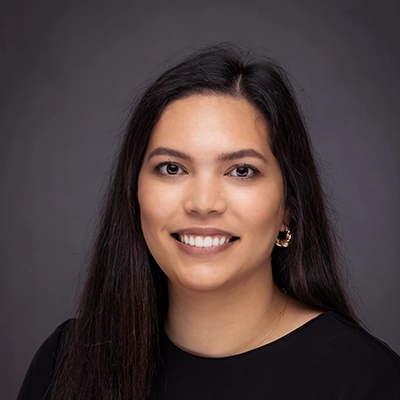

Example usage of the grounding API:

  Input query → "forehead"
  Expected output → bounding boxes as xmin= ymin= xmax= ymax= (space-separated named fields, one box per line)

xmin=147 ymin=95 xmax=271 ymax=154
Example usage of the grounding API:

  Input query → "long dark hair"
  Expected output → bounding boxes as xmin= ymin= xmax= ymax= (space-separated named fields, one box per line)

xmin=51 ymin=44 xmax=358 ymax=400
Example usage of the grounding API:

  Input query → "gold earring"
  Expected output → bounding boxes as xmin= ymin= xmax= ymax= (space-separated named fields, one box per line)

xmin=275 ymin=225 xmax=291 ymax=247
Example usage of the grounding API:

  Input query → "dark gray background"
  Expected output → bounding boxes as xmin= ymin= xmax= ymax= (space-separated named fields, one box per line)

xmin=1 ymin=0 xmax=399 ymax=398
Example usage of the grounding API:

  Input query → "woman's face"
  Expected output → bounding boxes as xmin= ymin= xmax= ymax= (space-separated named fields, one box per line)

xmin=138 ymin=95 xmax=287 ymax=293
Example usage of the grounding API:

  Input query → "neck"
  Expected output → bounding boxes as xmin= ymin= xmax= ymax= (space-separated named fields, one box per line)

xmin=164 ymin=272 xmax=287 ymax=357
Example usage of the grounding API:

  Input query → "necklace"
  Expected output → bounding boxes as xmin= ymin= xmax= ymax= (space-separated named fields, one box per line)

xmin=251 ymin=289 xmax=289 ymax=350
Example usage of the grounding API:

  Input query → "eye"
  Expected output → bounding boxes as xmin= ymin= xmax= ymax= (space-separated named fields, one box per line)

xmin=156 ymin=162 xmax=187 ymax=176
xmin=226 ymin=164 xmax=259 ymax=179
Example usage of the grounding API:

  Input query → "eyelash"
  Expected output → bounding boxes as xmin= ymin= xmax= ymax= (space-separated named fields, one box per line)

xmin=225 ymin=163 xmax=260 ymax=179
xmin=154 ymin=161 xmax=260 ymax=179
xmin=154 ymin=161 xmax=188 ymax=176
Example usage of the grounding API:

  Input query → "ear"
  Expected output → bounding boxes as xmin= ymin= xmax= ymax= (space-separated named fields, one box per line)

xmin=280 ymin=208 xmax=291 ymax=231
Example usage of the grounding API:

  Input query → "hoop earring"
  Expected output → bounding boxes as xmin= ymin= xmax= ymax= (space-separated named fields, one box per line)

xmin=275 ymin=225 xmax=291 ymax=248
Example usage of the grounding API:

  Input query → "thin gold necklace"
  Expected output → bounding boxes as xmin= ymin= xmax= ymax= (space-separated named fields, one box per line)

xmin=251 ymin=289 xmax=289 ymax=350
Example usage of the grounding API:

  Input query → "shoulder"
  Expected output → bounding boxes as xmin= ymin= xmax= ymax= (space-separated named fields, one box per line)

xmin=295 ymin=311 xmax=400 ymax=398
xmin=311 ymin=312 xmax=400 ymax=368
xmin=17 ymin=320 xmax=72 ymax=400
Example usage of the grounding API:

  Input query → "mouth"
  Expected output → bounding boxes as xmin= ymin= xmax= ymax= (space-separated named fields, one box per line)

xmin=171 ymin=233 xmax=240 ymax=248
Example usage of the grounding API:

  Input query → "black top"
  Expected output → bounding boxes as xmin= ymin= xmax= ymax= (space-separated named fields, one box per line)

xmin=18 ymin=312 xmax=400 ymax=400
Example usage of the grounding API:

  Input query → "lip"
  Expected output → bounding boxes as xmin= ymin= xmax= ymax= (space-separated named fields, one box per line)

xmin=170 ymin=227 xmax=240 ymax=256
xmin=173 ymin=237 xmax=238 ymax=256
xmin=172 ymin=227 xmax=238 ymax=237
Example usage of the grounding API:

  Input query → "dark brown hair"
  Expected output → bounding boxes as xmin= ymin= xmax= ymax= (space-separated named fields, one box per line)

xmin=51 ymin=44 xmax=358 ymax=400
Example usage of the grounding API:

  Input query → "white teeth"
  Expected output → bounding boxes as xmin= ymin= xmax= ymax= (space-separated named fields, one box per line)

xmin=204 ymin=237 xmax=212 ymax=247
xmin=177 ymin=234 xmax=234 ymax=248
xmin=195 ymin=236 xmax=203 ymax=247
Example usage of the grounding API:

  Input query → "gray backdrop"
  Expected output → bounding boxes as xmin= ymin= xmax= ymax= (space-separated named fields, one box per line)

xmin=1 ymin=0 xmax=399 ymax=398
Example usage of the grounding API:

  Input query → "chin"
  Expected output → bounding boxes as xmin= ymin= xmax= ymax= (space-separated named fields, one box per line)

xmin=167 ymin=266 xmax=233 ymax=294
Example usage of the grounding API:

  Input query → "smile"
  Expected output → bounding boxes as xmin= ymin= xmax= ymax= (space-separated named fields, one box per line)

xmin=172 ymin=233 xmax=239 ymax=248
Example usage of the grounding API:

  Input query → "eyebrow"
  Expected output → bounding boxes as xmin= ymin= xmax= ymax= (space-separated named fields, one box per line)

xmin=146 ymin=147 xmax=267 ymax=163
xmin=147 ymin=147 xmax=193 ymax=161
xmin=217 ymin=149 xmax=267 ymax=163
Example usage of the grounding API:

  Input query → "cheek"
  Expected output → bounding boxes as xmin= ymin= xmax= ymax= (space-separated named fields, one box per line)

xmin=137 ymin=180 xmax=179 ymax=236
xmin=138 ymin=185 xmax=160 ymax=235
xmin=228 ymin=184 xmax=285 ymax=228
xmin=137 ymin=181 xmax=180 ymax=277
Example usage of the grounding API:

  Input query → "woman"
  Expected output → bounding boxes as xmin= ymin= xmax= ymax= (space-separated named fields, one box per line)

xmin=18 ymin=45 xmax=400 ymax=400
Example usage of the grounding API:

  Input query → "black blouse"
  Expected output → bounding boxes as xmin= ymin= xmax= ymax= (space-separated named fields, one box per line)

xmin=18 ymin=312 xmax=400 ymax=399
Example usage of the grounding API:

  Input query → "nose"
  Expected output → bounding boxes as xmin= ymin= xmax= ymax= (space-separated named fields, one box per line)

xmin=183 ymin=176 xmax=227 ymax=216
